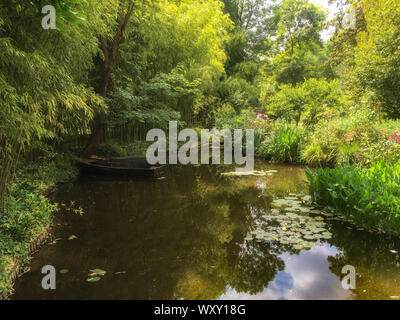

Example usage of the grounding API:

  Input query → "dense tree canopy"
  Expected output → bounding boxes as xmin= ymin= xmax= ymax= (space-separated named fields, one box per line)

xmin=1 ymin=0 xmax=400 ymax=210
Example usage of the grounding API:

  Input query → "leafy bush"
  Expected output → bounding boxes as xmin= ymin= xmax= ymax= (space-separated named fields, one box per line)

xmin=306 ymin=161 xmax=400 ymax=235
xmin=19 ymin=157 xmax=79 ymax=193
xmin=0 ymin=156 xmax=78 ymax=295
xmin=258 ymin=123 xmax=306 ymax=162
xmin=95 ymin=140 xmax=128 ymax=158
xmin=263 ymin=78 xmax=345 ymax=125
xmin=215 ymin=106 xmax=274 ymax=151
xmin=302 ymin=117 xmax=400 ymax=166
xmin=0 ymin=179 xmax=57 ymax=295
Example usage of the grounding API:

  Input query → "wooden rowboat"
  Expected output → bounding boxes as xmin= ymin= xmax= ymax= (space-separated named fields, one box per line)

xmin=77 ymin=157 xmax=165 ymax=177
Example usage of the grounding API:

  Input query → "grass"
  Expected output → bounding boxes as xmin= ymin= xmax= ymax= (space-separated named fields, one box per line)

xmin=306 ymin=161 xmax=400 ymax=235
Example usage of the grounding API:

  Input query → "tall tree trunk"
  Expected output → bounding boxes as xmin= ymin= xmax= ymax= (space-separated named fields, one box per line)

xmin=83 ymin=2 xmax=134 ymax=157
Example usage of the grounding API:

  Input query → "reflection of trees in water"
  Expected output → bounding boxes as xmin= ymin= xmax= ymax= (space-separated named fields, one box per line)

xmin=48 ymin=164 xmax=304 ymax=299
xmin=326 ymin=222 xmax=400 ymax=299
xmin=171 ymin=165 xmax=288 ymax=299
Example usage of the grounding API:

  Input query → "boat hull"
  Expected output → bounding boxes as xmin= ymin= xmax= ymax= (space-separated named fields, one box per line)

xmin=77 ymin=158 xmax=165 ymax=177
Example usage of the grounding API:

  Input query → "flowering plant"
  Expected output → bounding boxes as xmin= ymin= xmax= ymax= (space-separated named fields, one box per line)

xmin=257 ymin=113 xmax=268 ymax=120
xmin=391 ymin=133 xmax=400 ymax=144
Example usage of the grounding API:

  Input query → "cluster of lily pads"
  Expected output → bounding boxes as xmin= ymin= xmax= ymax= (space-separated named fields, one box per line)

xmin=245 ymin=194 xmax=334 ymax=251
xmin=221 ymin=170 xmax=278 ymax=177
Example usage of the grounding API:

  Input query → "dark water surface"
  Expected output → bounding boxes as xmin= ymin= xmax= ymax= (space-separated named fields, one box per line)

xmin=12 ymin=162 xmax=400 ymax=300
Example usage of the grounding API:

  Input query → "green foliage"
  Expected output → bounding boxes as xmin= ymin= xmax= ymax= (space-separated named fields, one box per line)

xmin=132 ymin=0 xmax=232 ymax=78
xmin=260 ymin=0 xmax=331 ymax=93
xmin=95 ymin=140 xmax=128 ymax=158
xmin=346 ymin=0 xmax=400 ymax=119
xmin=19 ymin=157 xmax=79 ymax=193
xmin=301 ymin=117 xmax=400 ymax=166
xmin=107 ymin=68 xmax=197 ymax=130
xmin=0 ymin=256 xmax=13 ymax=295
xmin=0 ymin=0 xmax=107 ymax=212
xmin=265 ymin=47 xmax=333 ymax=86
xmin=258 ymin=123 xmax=306 ymax=163
xmin=218 ymin=76 xmax=260 ymax=112
xmin=306 ymin=161 xmax=400 ymax=235
xmin=273 ymin=0 xmax=326 ymax=54
xmin=0 ymin=182 xmax=56 ymax=294
xmin=263 ymin=78 xmax=344 ymax=124
xmin=0 ymin=156 xmax=79 ymax=295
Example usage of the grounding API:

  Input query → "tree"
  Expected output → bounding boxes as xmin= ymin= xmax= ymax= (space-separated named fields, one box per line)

xmin=346 ymin=0 xmax=400 ymax=118
xmin=0 ymin=0 xmax=107 ymax=212
xmin=266 ymin=0 xmax=326 ymax=56
xmin=84 ymin=0 xmax=145 ymax=156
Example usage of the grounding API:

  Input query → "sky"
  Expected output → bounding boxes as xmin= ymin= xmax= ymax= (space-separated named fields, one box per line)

xmin=309 ymin=0 xmax=339 ymax=40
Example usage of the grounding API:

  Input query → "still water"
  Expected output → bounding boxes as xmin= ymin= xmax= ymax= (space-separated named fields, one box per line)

xmin=12 ymin=161 xmax=400 ymax=300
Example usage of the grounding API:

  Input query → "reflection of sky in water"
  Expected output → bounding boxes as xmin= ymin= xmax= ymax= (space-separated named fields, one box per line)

xmin=219 ymin=244 xmax=353 ymax=300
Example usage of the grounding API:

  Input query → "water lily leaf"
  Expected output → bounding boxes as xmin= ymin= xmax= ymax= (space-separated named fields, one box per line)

xmin=86 ymin=276 xmax=101 ymax=282
xmin=303 ymin=241 xmax=316 ymax=248
xmin=285 ymin=197 xmax=298 ymax=200
xmin=320 ymin=232 xmax=332 ymax=239
xmin=304 ymin=234 xmax=317 ymax=240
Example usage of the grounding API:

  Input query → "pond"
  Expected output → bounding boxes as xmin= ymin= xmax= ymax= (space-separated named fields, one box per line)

xmin=12 ymin=161 xmax=400 ymax=300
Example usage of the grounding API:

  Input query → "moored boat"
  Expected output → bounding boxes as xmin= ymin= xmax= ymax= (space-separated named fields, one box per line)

xmin=77 ymin=157 xmax=165 ymax=177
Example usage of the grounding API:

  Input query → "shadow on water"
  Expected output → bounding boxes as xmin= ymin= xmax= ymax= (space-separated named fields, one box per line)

xmin=11 ymin=161 xmax=400 ymax=300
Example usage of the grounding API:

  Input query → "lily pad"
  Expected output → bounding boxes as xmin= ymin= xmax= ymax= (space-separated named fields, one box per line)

xmin=86 ymin=276 xmax=101 ymax=283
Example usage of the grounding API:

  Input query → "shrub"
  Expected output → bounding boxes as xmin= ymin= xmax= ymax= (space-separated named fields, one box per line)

xmin=95 ymin=140 xmax=128 ymax=158
xmin=258 ymin=123 xmax=306 ymax=163
xmin=306 ymin=161 xmax=400 ymax=235
xmin=300 ymin=117 xmax=387 ymax=166
xmin=301 ymin=117 xmax=400 ymax=166
xmin=215 ymin=107 xmax=274 ymax=152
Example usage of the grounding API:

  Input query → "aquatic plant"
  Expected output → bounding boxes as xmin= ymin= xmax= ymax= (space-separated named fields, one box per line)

xmin=306 ymin=161 xmax=400 ymax=235
xmin=245 ymin=194 xmax=333 ymax=251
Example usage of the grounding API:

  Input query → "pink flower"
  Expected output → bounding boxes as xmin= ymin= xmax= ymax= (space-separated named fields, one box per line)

xmin=390 ymin=133 xmax=400 ymax=144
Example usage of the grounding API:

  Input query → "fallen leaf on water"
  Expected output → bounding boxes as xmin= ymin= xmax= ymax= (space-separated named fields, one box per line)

xmin=89 ymin=268 xmax=107 ymax=276
xmin=114 ymin=271 xmax=126 ymax=275
xmin=68 ymin=235 xmax=78 ymax=240
xmin=59 ymin=269 xmax=69 ymax=274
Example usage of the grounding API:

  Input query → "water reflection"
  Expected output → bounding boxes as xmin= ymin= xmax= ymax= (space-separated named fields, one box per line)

xmin=220 ymin=245 xmax=352 ymax=300
xmin=11 ymin=162 xmax=400 ymax=300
